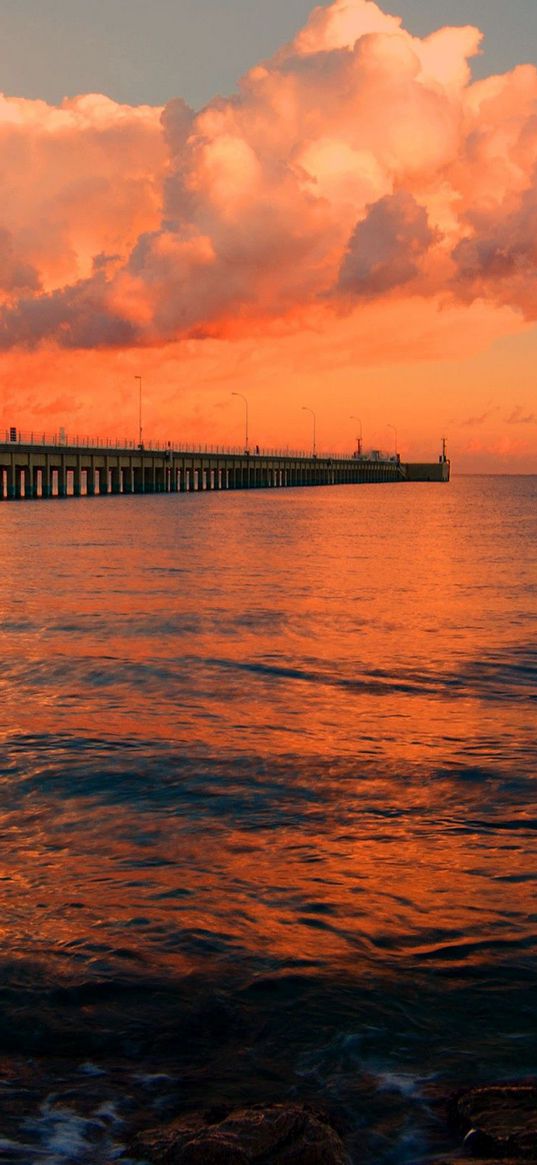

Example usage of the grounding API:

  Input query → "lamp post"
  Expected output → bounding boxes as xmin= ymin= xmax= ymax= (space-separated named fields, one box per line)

xmin=135 ymin=376 xmax=143 ymax=448
xmin=302 ymin=406 xmax=317 ymax=457
xmin=231 ymin=392 xmax=249 ymax=452
xmin=387 ymin=423 xmax=397 ymax=458
xmin=350 ymin=415 xmax=362 ymax=456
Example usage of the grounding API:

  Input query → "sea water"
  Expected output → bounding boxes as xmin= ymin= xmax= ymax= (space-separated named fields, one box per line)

xmin=0 ymin=475 xmax=535 ymax=1162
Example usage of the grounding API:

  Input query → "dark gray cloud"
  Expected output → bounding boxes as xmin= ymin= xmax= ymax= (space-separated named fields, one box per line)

xmin=0 ymin=276 xmax=136 ymax=350
xmin=452 ymin=169 xmax=537 ymax=315
xmin=506 ymin=405 xmax=537 ymax=425
xmin=338 ymin=191 xmax=437 ymax=297
xmin=460 ymin=407 xmax=499 ymax=427
xmin=0 ymin=229 xmax=40 ymax=294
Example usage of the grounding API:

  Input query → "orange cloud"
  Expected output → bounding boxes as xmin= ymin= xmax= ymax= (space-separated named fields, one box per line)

xmin=0 ymin=0 xmax=537 ymax=469
xmin=1 ymin=0 xmax=537 ymax=353
xmin=0 ymin=91 xmax=165 ymax=298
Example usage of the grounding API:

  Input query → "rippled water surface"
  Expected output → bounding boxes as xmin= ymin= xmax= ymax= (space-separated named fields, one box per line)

xmin=0 ymin=476 xmax=535 ymax=1162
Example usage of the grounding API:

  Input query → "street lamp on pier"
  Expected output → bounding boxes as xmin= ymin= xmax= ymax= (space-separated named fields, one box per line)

xmin=302 ymin=406 xmax=317 ymax=457
xmin=350 ymin=415 xmax=362 ymax=456
xmin=387 ymin=423 xmax=398 ymax=459
xmin=135 ymin=376 xmax=143 ymax=448
xmin=231 ymin=392 xmax=249 ymax=453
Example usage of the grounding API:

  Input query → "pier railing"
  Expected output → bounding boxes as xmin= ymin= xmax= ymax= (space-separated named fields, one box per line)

xmin=1 ymin=428 xmax=389 ymax=462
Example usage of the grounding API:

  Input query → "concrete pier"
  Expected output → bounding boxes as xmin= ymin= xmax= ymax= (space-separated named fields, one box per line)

xmin=0 ymin=434 xmax=449 ymax=500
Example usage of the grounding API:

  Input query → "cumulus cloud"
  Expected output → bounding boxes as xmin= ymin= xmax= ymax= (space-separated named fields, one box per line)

xmin=338 ymin=191 xmax=437 ymax=295
xmin=1 ymin=0 xmax=537 ymax=351
xmin=0 ymin=90 xmax=165 ymax=297
xmin=0 ymin=274 xmax=137 ymax=349
xmin=453 ymin=165 xmax=537 ymax=316
xmin=0 ymin=228 xmax=40 ymax=293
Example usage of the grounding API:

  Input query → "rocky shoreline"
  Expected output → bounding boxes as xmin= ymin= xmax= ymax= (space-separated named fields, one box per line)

xmin=130 ymin=1083 xmax=537 ymax=1164
xmin=442 ymin=1083 xmax=537 ymax=1163
xmin=134 ymin=1101 xmax=350 ymax=1163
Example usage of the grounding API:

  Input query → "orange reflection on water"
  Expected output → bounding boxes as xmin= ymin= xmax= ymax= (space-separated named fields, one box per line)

xmin=0 ymin=477 xmax=534 ymax=983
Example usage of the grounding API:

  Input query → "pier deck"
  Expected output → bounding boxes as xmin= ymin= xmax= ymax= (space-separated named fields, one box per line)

xmin=0 ymin=433 xmax=448 ymax=499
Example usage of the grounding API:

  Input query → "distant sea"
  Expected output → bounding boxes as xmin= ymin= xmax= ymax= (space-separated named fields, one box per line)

xmin=0 ymin=475 xmax=535 ymax=1163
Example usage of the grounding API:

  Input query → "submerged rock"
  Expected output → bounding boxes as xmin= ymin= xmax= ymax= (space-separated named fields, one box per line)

xmin=135 ymin=1101 xmax=350 ymax=1164
xmin=451 ymin=1083 xmax=537 ymax=1159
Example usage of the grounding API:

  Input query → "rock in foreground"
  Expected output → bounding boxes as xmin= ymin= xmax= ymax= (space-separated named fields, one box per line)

xmin=452 ymin=1084 xmax=537 ymax=1159
xmin=135 ymin=1101 xmax=350 ymax=1164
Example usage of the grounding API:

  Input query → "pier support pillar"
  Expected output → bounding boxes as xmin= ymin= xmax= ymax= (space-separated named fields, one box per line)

xmin=7 ymin=463 xmax=16 ymax=499
xmin=25 ymin=465 xmax=34 ymax=499
xmin=85 ymin=467 xmax=95 ymax=496
xmin=41 ymin=466 xmax=51 ymax=499
xmin=98 ymin=467 xmax=109 ymax=495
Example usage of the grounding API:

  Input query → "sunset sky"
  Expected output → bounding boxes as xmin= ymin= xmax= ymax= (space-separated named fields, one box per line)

xmin=1 ymin=0 xmax=537 ymax=471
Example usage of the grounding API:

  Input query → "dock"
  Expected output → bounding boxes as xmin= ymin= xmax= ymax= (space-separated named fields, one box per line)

xmin=0 ymin=431 xmax=449 ymax=500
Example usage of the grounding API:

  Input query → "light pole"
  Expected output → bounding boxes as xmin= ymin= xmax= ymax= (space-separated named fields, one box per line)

xmin=387 ymin=423 xmax=398 ymax=458
xmin=302 ymin=406 xmax=316 ymax=457
xmin=350 ymin=415 xmax=362 ymax=456
xmin=135 ymin=376 xmax=143 ymax=448
xmin=231 ymin=392 xmax=249 ymax=452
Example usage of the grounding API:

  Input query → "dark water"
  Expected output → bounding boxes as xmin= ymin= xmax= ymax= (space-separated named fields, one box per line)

xmin=0 ymin=476 xmax=535 ymax=1163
